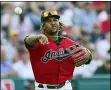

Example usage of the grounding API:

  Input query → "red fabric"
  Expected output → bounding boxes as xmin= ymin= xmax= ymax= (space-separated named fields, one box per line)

xmin=25 ymin=37 xmax=77 ymax=84
xmin=101 ymin=19 xmax=110 ymax=33
xmin=92 ymin=1 xmax=105 ymax=7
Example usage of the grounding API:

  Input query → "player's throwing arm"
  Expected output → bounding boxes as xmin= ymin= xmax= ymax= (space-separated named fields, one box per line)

xmin=25 ymin=34 xmax=49 ymax=46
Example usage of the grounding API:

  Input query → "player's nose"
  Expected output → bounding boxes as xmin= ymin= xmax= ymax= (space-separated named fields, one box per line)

xmin=51 ymin=21 xmax=55 ymax=25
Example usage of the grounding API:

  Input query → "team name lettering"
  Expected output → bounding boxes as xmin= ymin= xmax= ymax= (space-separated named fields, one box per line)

xmin=41 ymin=48 xmax=70 ymax=63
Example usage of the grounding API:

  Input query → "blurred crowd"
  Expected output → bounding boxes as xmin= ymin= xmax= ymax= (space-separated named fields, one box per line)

xmin=1 ymin=1 xmax=110 ymax=89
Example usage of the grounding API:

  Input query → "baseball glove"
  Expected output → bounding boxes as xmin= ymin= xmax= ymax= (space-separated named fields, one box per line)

xmin=66 ymin=44 xmax=91 ymax=67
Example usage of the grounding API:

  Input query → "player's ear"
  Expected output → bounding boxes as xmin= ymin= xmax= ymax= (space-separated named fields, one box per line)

xmin=59 ymin=22 xmax=67 ymax=30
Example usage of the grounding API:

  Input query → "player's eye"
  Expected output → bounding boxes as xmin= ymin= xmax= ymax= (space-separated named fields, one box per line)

xmin=47 ymin=20 xmax=51 ymax=22
xmin=44 ymin=19 xmax=51 ymax=22
xmin=54 ymin=19 xmax=58 ymax=21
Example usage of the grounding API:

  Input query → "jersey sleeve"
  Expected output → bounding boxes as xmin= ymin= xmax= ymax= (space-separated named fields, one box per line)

xmin=24 ymin=36 xmax=42 ymax=51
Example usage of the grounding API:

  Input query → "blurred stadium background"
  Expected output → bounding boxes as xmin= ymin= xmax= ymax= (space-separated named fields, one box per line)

xmin=1 ymin=1 xmax=110 ymax=90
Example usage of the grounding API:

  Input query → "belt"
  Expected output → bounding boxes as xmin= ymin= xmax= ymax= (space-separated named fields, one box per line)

xmin=38 ymin=82 xmax=65 ymax=89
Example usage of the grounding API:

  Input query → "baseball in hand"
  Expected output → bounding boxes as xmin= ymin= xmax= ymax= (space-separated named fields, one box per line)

xmin=14 ymin=7 xmax=22 ymax=15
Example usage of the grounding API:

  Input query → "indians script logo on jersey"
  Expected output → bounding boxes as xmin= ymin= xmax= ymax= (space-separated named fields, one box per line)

xmin=41 ymin=48 xmax=70 ymax=63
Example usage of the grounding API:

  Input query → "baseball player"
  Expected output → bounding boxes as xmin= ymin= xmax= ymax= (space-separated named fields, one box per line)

xmin=24 ymin=9 xmax=92 ymax=90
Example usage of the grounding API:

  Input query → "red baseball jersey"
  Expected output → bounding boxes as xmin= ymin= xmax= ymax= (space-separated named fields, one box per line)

xmin=25 ymin=36 xmax=78 ymax=85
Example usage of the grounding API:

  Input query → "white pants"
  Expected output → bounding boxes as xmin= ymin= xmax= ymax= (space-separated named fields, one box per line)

xmin=35 ymin=80 xmax=72 ymax=90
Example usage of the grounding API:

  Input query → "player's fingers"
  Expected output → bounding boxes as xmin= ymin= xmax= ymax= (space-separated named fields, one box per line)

xmin=42 ymin=37 xmax=49 ymax=43
xmin=37 ymin=34 xmax=49 ymax=44
xmin=42 ymin=39 xmax=48 ymax=44
xmin=39 ymin=39 xmax=45 ymax=44
xmin=39 ymin=38 xmax=49 ymax=45
xmin=41 ymin=36 xmax=48 ymax=42
xmin=39 ymin=35 xmax=45 ymax=40
xmin=38 ymin=34 xmax=47 ymax=39
xmin=39 ymin=39 xmax=43 ymax=44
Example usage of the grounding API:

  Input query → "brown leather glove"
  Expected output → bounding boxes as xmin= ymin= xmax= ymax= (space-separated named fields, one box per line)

xmin=68 ymin=45 xmax=91 ymax=67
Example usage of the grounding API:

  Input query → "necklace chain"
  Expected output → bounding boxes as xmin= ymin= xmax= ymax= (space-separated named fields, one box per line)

xmin=47 ymin=36 xmax=59 ymax=37
xmin=47 ymin=36 xmax=59 ymax=41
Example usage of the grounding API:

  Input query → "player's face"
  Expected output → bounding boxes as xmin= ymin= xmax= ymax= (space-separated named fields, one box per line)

xmin=43 ymin=17 xmax=60 ymax=35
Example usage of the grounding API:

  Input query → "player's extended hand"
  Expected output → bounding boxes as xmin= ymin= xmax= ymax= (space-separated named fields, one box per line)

xmin=37 ymin=34 xmax=49 ymax=45
xmin=69 ymin=45 xmax=91 ymax=67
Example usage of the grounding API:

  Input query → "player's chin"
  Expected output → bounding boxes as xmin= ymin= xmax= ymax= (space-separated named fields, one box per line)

xmin=53 ymin=29 xmax=58 ymax=32
xmin=51 ymin=28 xmax=58 ymax=32
xmin=51 ymin=30 xmax=58 ymax=35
